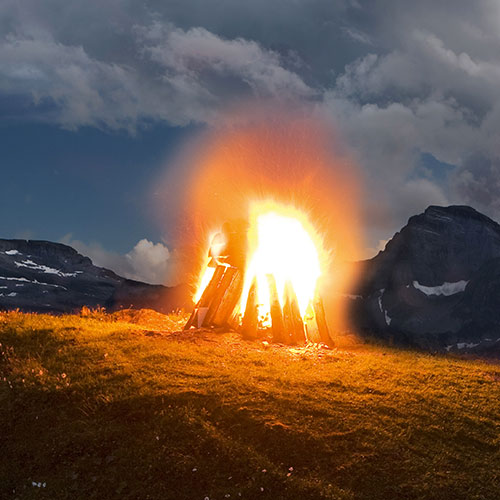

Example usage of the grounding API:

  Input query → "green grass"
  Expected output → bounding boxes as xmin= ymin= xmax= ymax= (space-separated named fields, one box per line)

xmin=1 ymin=310 xmax=500 ymax=500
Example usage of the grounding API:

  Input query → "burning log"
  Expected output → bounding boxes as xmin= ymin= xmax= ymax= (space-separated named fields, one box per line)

xmin=241 ymin=277 xmax=259 ymax=340
xmin=313 ymin=293 xmax=333 ymax=346
xmin=184 ymin=265 xmax=225 ymax=329
xmin=282 ymin=280 xmax=306 ymax=344
xmin=202 ymin=266 xmax=238 ymax=327
xmin=304 ymin=301 xmax=322 ymax=344
xmin=185 ymin=207 xmax=333 ymax=346
xmin=266 ymin=274 xmax=286 ymax=343
xmin=212 ymin=269 xmax=244 ymax=327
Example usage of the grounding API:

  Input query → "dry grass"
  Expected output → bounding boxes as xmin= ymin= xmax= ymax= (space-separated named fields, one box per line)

xmin=1 ymin=310 xmax=500 ymax=500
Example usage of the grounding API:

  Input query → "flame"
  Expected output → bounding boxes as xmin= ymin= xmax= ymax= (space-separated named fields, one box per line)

xmin=193 ymin=263 xmax=215 ymax=304
xmin=242 ymin=201 xmax=325 ymax=321
xmin=157 ymin=103 xmax=365 ymax=331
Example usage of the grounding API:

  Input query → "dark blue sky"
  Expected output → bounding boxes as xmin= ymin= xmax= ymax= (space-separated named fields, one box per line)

xmin=1 ymin=122 xmax=192 ymax=252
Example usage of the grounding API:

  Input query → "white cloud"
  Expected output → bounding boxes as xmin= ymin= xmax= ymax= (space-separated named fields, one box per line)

xmin=59 ymin=236 xmax=173 ymax=285
xmin=0 ymin=16 xmax=311 ymax=129
xmin=138 ymin=24 xmax=312 ymax=99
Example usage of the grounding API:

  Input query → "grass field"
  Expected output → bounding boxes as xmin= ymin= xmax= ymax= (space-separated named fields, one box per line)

xmin=1 ymin=310 xmax=500 ymax=500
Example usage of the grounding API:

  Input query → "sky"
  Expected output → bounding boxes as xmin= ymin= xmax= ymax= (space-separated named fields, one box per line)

xmin=2 ymin=0 xmax=500 ymax=284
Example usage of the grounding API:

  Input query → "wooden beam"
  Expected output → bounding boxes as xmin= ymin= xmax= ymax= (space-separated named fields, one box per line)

xmin=313 ymin=293 xmax=333 ymax=346
xmin=304 ymin=301 xmax=322 ymax=343
xmin=282 ymin=280 xmax=306 ymax=344
xmin=266 ymin=274 xmax=286 ymax=343
xmin=184 ymin=265 xmax=226 ymax=330
xmin=213 ymin=269 xmax=244 ymax=327
xmin=202 ymin=266 xmax=237 ymax=327
xmin=241 ymin=277 xmax=259 ymax=340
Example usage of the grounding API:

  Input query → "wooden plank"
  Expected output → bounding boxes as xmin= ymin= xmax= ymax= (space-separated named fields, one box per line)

xmin=282 ymin=281 xmax=305 ymax=344
xmin=202 ymin=266 xmax=237 ymax=327
xmin=213 ymin=269 xmax=244 ymax=327
xmin=313 ymin=293 xmax=333 ymax=346
xmin=288 ymin=281 xmax=306 ymax=344
xmin=266 ymin=274 xmax=286 ymax=343
xmin=227 ymin=303 xmax=242 ymax=331
xmin=184 ymin=265 xmax=226 ymax=330
xmin=304 ymin=301 xmax=322 ymax=343
xmin=241 ymin=277 xmax=259 ymax=340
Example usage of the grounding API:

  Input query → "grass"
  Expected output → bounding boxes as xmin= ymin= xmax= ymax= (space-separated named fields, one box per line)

xmin=1 ymin=310 xmax=500 ymax=500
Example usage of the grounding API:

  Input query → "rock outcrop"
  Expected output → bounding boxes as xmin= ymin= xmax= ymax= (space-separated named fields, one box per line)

xmin=349 ymin=206 xmax=500 ymax=353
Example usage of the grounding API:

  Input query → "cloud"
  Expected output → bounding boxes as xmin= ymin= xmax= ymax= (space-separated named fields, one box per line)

xmin=451 ymin=153 xmax=500 ymax=218
xmin=319 ymin=4 xmax=500 ymax=235
xmin=0 ymin=35 xmax=147 ymax=130
xmin=0 ymin=11 xmax=311 ymax=129
xmin=59 ymin=236 xmax=173 ymax=285
xmin=4 ymin=0 xmax=500 ymax=249
xmin=138 ymin=23 xmax=312 ymax=98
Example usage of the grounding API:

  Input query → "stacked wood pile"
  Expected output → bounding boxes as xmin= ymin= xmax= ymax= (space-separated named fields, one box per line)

xmin=184 ymin=264 xmax=333 ymax=346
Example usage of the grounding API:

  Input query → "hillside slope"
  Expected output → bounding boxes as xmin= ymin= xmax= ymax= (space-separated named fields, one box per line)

xmin=0 ymin=239 xmax=189 ymax=313
xmin=1 ymin=311 xmax=500 ymax=500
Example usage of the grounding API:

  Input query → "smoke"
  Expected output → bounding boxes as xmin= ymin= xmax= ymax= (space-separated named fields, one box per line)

xmin=59 ymin=235 xmax=174 ymax=285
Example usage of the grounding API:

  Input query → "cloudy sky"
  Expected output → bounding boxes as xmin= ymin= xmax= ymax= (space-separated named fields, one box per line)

xmin=2 ymin=0 xmax=500 ymax=283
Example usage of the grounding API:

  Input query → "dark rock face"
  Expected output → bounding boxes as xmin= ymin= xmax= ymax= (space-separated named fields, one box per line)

xmin=0 ymin=239 xmax=190 ymax=314
xmin=349 ymin=206 xmax=500 ymax=353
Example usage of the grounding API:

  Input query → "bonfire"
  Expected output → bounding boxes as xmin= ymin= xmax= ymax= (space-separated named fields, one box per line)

xmin=184 ymin=200 xmax=332 ymax=346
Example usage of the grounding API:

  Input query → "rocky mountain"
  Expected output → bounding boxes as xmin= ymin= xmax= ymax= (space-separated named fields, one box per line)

xmin=0 ymin=239 xmax=189 ymax=314
xmin=349 ymin=205 xmax=500 ymax=353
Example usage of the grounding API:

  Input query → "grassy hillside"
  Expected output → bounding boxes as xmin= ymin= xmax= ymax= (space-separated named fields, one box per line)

xmin=1 ymin=310 xmax=499 ymax=500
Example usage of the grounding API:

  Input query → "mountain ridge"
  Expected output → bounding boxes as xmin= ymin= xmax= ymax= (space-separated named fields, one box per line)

xmin=0 ymin=238 xmax=189 ymax=314
xmin=349 ymin=204 xmax=500 ymax=353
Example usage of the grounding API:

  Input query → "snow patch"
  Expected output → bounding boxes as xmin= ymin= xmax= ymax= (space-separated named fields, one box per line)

xmin=342 ymin=294 xmax=362 ymax=300
xmin=384 ymin=309 xmax=392 ymax=326
xmin=377 ymin=289 xmax=392 ymax=326
xmin=413 ymin=280 xmax=468 ymax=296
xmin=14 ymin=259 xmax=78 ymax=277
xmin=446 ymin=341 xmax=481 ymax=351
xmin=457 ymin=342 xmax=480 ymax=350
xmin=4 ymin=249 xmax=20 ymax=255
xmin=0 ymin=292 xmax=17 ymax=297
xmin=0 ymin=276 xmax=66 ymax=289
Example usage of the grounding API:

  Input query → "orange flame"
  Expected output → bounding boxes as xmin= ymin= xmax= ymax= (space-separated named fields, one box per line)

xmin=158 ymin=103 xmax=364 ymax=331
xmin=242 ymin=200 xmax=326 ymax=320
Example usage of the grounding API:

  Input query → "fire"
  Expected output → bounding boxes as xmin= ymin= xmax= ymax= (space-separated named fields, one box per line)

xmin=193 ymin=264 xmax=215 ymax=304
xmin=158 ymin=103 xmax=365 ymax=334
xmin=242 ymin=201 xmax=325 ymax=321
xmin=190 ymin=200 xmax=328 ymax=337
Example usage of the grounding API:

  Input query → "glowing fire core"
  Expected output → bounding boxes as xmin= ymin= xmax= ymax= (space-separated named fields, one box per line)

xmin=194 ymin=201 xmax=326 ymax=332
xmin=243 ymin=204 xmax=323 ymax=323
